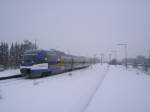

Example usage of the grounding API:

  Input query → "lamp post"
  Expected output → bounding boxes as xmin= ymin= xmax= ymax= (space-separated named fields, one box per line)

xmin=34 ymin=39 xmax=37 ymax=49
xmin=117 ymin=43 xmax=128 ymax=69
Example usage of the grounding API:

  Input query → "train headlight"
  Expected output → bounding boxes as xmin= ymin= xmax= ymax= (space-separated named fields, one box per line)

xmin=57 ymin=58 xmax=61 ymax=63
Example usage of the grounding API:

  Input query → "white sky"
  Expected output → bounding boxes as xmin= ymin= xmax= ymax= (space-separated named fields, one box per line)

xmin=0 ymin=0 xmax=150 ymax=59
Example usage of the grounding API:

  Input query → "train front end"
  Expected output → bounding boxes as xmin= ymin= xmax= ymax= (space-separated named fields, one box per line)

xmin=20 ymin=50 xmax=50 ymax=78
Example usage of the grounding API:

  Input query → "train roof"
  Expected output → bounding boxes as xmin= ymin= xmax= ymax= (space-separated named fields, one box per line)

xmin=24 ymin=49 xmax=66 ymax=55
xmin=24 ymin=49 xmax=90 ymax=59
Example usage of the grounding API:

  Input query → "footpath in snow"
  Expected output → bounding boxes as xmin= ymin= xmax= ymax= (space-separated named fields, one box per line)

xmin=0 ymin=64 xmax=108 ymax=112
xmin=86 ymin=65 xmax=150 ymax=112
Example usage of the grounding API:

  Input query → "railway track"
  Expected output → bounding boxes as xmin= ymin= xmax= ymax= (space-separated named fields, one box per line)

xmin=0 ymin=74 xmax=22 ymax=80
xmin=82 ymin=64 xmax=110 ymax=112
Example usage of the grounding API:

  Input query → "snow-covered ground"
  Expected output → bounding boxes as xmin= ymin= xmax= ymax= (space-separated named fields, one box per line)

xmin=0 ymin=64 xmax=108 ymax=112
xmin=0 ymin=64 xmax=150 ymax=112
xmin=0 ymin=69 xmax=20 ymax=77
xmin=86 ymin=65 xmax=150 ymax=112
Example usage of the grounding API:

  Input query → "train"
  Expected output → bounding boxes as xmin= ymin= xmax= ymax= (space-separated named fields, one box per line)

xmin=20 ymin=49 xmax=93 ymax=78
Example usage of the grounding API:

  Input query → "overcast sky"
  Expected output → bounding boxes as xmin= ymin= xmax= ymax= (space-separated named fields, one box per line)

xmin=0 ymin=0 xmax=150 ymax=59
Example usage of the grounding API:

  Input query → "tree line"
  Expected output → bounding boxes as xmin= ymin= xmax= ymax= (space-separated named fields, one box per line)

xmin=0 ymin=40 xmax=37 ymax=68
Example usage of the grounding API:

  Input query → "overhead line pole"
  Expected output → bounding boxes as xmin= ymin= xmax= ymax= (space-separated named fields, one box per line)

xmin=117 ymin=43 xmax=128 ymax=69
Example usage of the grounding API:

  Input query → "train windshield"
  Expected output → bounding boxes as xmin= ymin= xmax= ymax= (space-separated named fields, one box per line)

xmin=23 ymin=53 xmax=37 ymax=61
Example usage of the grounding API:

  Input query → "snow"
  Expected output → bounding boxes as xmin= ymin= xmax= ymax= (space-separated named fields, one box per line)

xmin=86 ymin=65 xmax=150 ymax=112
xmin=0 ymin=64 xmax=150 ymax=112
xmin=0 ymin=69 xmax=20 ymax=77
xmin=0 ymin=64 xmax=108 ymax=112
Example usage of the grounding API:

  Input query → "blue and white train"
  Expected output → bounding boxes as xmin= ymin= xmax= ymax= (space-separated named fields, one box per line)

xmin=20 ymin=49 xmax=92 ymax=78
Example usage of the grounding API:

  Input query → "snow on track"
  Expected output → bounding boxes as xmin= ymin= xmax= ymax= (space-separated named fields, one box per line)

xmin=0 ymin=64 xmax=108 ymax=112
